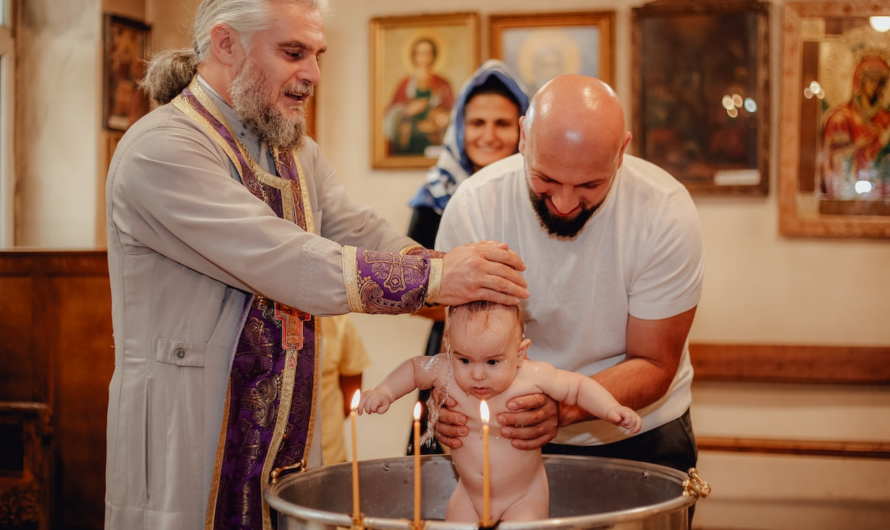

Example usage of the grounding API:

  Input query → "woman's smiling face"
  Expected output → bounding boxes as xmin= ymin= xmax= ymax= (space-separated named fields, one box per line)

xmin=463 ymin=93 xmax=520 ymax=172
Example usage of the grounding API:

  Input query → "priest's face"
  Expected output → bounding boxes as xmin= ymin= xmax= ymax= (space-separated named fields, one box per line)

xmin=230 ymin=2 xmax=325 ymax=151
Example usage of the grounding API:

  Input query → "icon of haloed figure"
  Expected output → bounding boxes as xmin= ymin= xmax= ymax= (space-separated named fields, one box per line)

xmin=110 ymin=25 xmax=146 ymax=128
xmin=384 ymin=37 xmax=455 ymax=156
xmin=821 ymin=55 xmax=890 ymax=199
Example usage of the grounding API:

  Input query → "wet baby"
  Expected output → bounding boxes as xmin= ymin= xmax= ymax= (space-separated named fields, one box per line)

xmin=359 ymin=301 xmax=642 ymax=522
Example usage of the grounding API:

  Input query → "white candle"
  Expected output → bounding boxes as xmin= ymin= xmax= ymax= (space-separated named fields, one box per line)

xmin=413 ymin=401 xmax=422 ymax=524
xmin=351 ymin=390 xmax=361 ymax=518
xmin=480 ymin=400 xmax=490 ymax=526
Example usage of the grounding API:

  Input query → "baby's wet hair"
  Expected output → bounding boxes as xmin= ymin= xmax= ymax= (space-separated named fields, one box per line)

xmin=444 ymin=301 xmax=524 ymax=340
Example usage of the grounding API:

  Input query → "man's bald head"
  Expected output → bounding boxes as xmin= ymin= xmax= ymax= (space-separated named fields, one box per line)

xmin=518 ymin=75 xmax=632 ymax=239
xmin=521 ymin=75 xmax=628 ymax=167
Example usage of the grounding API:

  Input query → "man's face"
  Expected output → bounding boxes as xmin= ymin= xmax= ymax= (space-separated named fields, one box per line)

xmin=229 ymin=2 xmax=325 ymax=151
xmin=520 ymin=122 xmax=624 ymax=239
xmin=447 ymin=309 xmax=528 ymax=401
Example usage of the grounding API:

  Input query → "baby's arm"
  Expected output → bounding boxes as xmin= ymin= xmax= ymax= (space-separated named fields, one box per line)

xmin=359 ymin=354 xmax=447 ymax=415
xmin=532 ymin=362 xmax=642 ymax=435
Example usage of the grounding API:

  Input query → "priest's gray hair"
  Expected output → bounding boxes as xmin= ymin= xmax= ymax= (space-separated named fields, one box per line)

xmin=142 ymin=0 xmax=329 ymax=105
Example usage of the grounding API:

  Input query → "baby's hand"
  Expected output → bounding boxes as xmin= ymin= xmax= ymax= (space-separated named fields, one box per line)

xmin=359 ymin=389 xmax=393 ymax=415
xmin=605 ymin=406 xmax=642 ymax=435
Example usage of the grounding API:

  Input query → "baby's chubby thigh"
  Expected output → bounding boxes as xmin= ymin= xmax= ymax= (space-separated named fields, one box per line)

xmin=498 ymin=463 xmax=549 ymax=522
xmin=445 ymin=479 xmax=480 ymax=522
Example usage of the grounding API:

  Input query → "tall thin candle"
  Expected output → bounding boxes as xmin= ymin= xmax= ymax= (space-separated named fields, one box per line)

xmin=413 ymin=401 xmax=422 ymax=524
xmin=351 ymin=390 xmax=361 ymax=518
xmin=480 ymin=400 xmax=490 ymax=526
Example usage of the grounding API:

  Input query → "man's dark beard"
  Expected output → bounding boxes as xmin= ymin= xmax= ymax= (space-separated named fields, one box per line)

xmin=528 ymin=187 xmax=597 ymax=238
xmin=229 ymin=58 xmax=310 ymax=153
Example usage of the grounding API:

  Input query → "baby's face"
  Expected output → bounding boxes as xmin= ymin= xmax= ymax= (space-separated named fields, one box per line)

xmin=447 ymin=309 xmax=527 ymax=400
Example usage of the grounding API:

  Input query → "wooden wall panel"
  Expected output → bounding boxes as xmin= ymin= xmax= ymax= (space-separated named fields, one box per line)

xmin=0 ymin=277 xmax=40 ymax=402
xmin=690 ymin=343 xmax=890 ymax=385
xmin=0 ymin=251 xmax=111 ymax=530
xmin=53 ymin=276 xmax=113 ymax=530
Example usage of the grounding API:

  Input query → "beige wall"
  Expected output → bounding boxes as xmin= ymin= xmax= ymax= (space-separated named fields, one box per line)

xmin=10 ymin=0 xmax=890 ymax=527
xmin=16 ymin=0 xmax=103 ymax=247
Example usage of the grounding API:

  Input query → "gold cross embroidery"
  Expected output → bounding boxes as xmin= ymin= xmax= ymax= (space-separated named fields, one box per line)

xmin=364 ymin=252 xmax=426 ymax=294
xmin=274 ymin=303 xmax=311 ymax=354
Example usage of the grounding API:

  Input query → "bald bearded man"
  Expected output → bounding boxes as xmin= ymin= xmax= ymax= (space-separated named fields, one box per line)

xmin=434 ymin=75 xmax=704 ymax=491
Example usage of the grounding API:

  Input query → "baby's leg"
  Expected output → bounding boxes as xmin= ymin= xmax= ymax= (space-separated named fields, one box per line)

xmin=499 ymin=465 xmax=549 ymax=522
xmin=445 ymin=479 xmax=481 ymax=522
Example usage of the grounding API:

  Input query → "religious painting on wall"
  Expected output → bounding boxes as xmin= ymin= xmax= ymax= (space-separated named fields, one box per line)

xmin=489 ymin=12 xmax=613 ymax=97
xmin=632 ymin=0 xmax=770 ymax=196
xmin=779 ymin=2 xmax=890 ymax=238
xmin=103 ymin=15 xmax=150 ymax=132
xmin=370 ymin=13 xmax=479 ymax=169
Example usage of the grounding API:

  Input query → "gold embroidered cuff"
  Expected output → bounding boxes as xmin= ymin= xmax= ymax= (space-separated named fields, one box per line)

xmin=425 ymin=258 xmax=443 ymax=306
xmin=342 ymin=246 xmax=364 ymax=313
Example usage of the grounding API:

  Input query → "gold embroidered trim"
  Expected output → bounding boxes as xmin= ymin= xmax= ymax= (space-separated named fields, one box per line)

xmin=302 ymin=317 xmax=321 ymax=464
xmin=275 ymin=148 xmax=316 ymax=235
xmin=295 ymin=154 xmax=315 ymax=234
xmin=185 ymin=79 xmax=299 ymax=225
xmin=342 ymin=246 xmax=363 ymax=313
xmin=204 ymin=381 xmax=233 ymax=530
xmin=173 ymin=97 xmax=247 ymax=185
xmin=426 ymin=258 xmax=443 ymax=305
xmin=260 ymin=347 xmax=300 ymax=530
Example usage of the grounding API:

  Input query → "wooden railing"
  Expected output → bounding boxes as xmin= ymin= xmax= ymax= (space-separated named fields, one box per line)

xmin=690 ymin=342 xmax=890 ymax=460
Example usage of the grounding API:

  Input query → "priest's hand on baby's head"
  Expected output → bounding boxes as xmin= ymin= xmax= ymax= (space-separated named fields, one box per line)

xmin=358 ymin=389 xmax=393 ymax=415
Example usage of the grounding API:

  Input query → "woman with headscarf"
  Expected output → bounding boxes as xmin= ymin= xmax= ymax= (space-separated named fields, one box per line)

xmin=407 ymin=59 xmax=530 ymax=454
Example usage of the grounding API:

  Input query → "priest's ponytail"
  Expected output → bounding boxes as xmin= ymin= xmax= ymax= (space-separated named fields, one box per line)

xmin=141 ymin=48 xmax=198 ymax=105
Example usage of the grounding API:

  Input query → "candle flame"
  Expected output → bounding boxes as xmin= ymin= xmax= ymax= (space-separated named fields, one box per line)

xmin=351 ymin=389 xmax=361 ymax=411
xmin=413 ymin=401 xmax=422 ymax=420
xmin=480 ymin=400 xmax=489 ymax=424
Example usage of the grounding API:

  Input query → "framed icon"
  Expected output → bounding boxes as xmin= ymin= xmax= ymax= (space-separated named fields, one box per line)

xmin=370 ymin=13 xmax=479 ymax=169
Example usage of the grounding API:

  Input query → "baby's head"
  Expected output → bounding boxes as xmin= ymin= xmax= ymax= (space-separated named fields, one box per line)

xmin=444 ymin=301 xmax=531 ymax=400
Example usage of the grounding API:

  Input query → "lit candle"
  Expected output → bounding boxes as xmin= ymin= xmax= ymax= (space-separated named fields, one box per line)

xmin=351 ymin=390 xmax=361 ymax=519
xmin=480 ymin=400 xmax=490 ymax=526
xmin=413 ymin=401 xmax=422 ymax=524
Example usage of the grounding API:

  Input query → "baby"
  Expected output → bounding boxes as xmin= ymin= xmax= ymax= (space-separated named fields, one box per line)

xmin=359 ymin=301 xmax=641 ymax=522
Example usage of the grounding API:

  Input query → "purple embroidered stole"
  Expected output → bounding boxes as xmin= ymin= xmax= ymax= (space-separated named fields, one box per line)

xmin=174 ymin=81 xmax=317 ymax=530
xmin=173 ymin=78 xmax=443 ymax=530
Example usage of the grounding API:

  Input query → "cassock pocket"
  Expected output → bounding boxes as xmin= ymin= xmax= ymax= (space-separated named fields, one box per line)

xmin=156 ymin=339 xmax=208 ymax=367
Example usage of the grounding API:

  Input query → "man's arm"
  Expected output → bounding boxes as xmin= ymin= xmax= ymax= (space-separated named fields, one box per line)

xmin=557 ymin=307 xmax=696 ymax=426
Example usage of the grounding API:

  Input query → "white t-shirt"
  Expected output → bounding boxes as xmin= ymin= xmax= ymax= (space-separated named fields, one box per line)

xmin=436 ymin=153 xmax=704 ymax=445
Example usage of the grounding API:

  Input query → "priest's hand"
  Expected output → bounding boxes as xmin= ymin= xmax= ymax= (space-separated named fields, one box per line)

xmin=497 ymin=393 xmax=559 ymax=450
xmin=436 ymin=241 xmax=529 ymax=307
xmin=432 ymin=395 xmax=469 ymax=449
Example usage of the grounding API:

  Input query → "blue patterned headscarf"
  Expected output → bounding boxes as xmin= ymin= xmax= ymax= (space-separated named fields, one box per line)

xmin=408 ymin=60 xmax=530 ymax=214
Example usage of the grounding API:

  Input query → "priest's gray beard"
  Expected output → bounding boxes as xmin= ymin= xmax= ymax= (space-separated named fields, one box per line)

xmin=229 ymin=57 xmax=312 ymax=153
